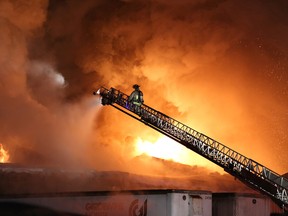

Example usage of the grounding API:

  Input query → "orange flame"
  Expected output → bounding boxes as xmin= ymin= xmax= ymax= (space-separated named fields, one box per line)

xmin=134 ymin=136 xmax=221 ymax=171
xmin=0 ymin=143 xmax=10 ymax=163
xmin=134 ymin=136 xmax=190 ymax=163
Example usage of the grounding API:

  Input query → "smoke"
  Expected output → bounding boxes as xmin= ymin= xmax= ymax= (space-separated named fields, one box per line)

xmin=1 ymin=0 xmax=288 ymax=178
xmin=73 ymin=0 xmax=287 ymax=173
xmin=0 ymin=0 xmax=101 ymax=168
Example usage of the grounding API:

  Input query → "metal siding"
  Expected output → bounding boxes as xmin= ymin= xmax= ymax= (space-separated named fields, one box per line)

xmin=190 ymin=196 xmax=203 ymax=216
xmin=169 ymin=193 xmax=189 ymax=216
xmin=0 ymin=194 xmax=167 ymax=216
xmin=213 ymin=193 xmax=271 ymax=216
xmin=194 ymin=193 xmax=212 ymax=216
xmin=0 ymin=190 xmax=213 ymax=216
xmin=169 ymin=192 xmax=212 ymax=216
xmin=236 ymin=196 xmax=270 ymax=216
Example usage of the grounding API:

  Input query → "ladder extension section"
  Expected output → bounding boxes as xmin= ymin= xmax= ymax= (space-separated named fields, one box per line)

xmin=96 ymin=86 xmax=288 ymax=210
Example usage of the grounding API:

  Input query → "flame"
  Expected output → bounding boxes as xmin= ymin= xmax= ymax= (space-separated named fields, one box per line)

xmin=134 ymin=136 xmax=190 ymax=163
xmin=0 ymin=144 xmax=10 ymax=163
xmin=134 ymin=136 xmax=223 ymax=172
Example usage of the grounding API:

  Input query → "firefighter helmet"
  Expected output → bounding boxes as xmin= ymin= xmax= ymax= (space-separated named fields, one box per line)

xmin=133 ymin=84 xmax=140 ymax=89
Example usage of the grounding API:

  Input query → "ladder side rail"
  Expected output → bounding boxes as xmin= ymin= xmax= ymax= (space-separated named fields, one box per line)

xmin=140 ymin=107 xmax=283 ymax=204
xmin=154 ymin=108 xmax=288 ymax=193
xmin=145 ymin=109 xmax=255 ymax=171
xmin=140 ymin=106 xmax=288 ymax=206
xmin=141 ymin=104 xmax=253 ymax=174
xmin=98 ymin=87 xmax=288 ymax=207
xmin=142 ymin=101 xmax=288 ymax=205
xmin=142 ymin=102 xmax=288 ymax=187
xmin=141 ymin=100 xmax=252 ymax=168
xmin=101 ymin=87 xmax=288 ymax=184
xmin=104 ymin=87 xmax=288 ymax=190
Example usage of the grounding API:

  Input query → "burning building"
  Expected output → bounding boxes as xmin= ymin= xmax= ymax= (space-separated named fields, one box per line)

xmin=0 ymin=0 xmax=288 ymax=215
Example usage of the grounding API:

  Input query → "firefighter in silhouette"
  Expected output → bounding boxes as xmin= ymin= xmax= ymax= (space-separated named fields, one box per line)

xmin=128 ymin=84 xmax=144 ymax=114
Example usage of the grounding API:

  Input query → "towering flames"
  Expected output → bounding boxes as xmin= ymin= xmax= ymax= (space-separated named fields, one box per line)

xmin=0 ymin=0 xmax=287 ymax=177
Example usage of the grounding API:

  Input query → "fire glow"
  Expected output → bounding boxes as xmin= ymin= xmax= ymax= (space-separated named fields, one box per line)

xmin=135 ymin=136 xmax=205 ymax=165
xmin=134 ymin=136 xmax=224 ymax=173
xmin=0 ymin=144 xmax=10 ymax=163
xmin=135 ymin=136 xmax=194 ymax=165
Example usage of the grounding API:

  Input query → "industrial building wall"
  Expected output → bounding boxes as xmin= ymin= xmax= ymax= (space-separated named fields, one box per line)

xmin=212 ymin=196 xmax=234 ymax=216
xmin=0 ymin=190 xmax=212 ymax=216
xmin=2 ymin=193 xmax=164 ymax=216
xmin=236 ymin=196 xmax=270 ymax=216
xmin=3 ymin=190 xmax=282 ymax=216
xmin=212 ymin=193 xmax=271 ymax=216
xmin=167 ymin=192 xmax=212 ymax=216
xmin=190 ymin=192 xmax=212 ymax=216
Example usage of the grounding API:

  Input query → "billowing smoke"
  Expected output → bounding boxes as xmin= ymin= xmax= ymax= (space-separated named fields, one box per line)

xmin=0 ymin=0 xmax=100 ymax=168
xmin=0 ymin=0 xmax=288 ymax=178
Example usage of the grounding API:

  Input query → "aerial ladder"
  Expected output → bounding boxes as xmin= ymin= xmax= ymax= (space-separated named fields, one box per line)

xmin=94 ymin=86 xmax=288 ymax=213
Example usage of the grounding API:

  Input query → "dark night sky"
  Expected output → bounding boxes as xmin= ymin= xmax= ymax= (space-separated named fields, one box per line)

xmin=0 ymin=0 xmax=287 ymax=175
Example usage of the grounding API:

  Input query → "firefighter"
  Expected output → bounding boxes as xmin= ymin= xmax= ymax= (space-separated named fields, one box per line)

xmin=128 ymin=84 xmax=144 ymax=114
xmin=128 ymin=84 xmax=144 ymax=105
